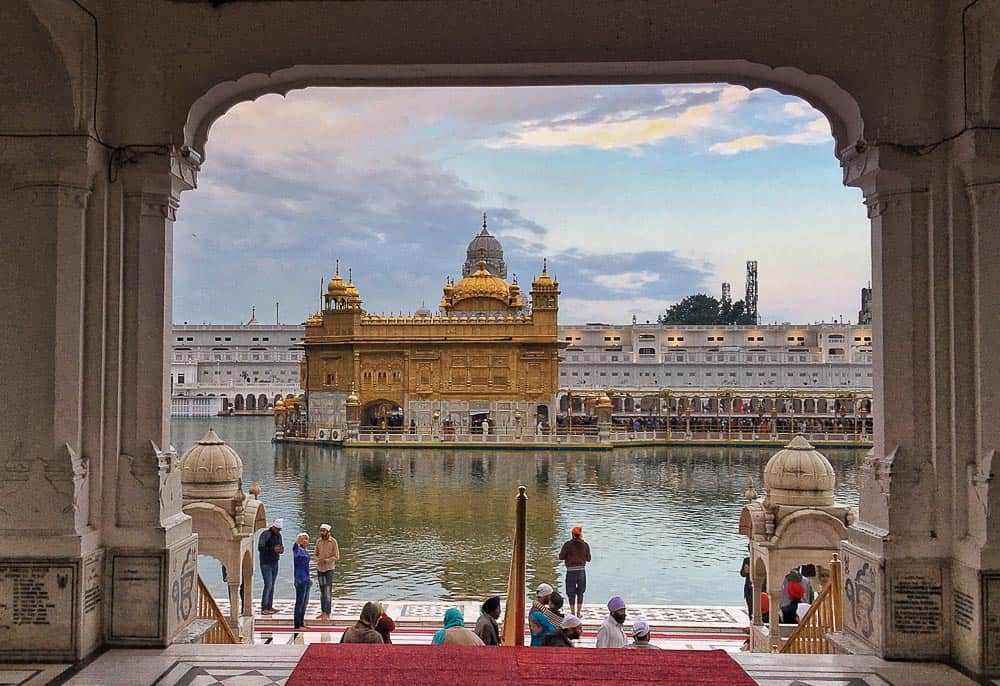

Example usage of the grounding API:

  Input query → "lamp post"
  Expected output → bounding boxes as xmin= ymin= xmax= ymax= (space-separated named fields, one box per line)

xmin=514 ymin=409 xmax=522 ymax=439
xmin=432 ymin=408 xmax=441 ymax=440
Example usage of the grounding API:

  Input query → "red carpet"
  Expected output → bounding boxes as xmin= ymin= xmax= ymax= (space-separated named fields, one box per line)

xmin=287 ymin=644 xmax=755 ymax=685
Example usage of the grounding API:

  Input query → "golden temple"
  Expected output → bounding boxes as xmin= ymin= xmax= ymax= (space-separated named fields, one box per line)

xmin=300 ymin=221 xmax=562 ymax=433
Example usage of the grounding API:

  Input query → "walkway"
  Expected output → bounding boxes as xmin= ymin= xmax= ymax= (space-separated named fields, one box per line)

xmin=7 ymin=646 xmax=977 ymax=686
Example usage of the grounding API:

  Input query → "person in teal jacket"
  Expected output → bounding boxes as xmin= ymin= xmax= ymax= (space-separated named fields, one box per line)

xmin=529 ymin=608 xmax=556 ymax=646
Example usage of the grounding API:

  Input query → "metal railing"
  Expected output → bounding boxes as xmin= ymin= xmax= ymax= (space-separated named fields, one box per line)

xmin=781 ymin=554 xmax=843 ymax=654
xmin=196 ymin=575 xmax=239 ymax=644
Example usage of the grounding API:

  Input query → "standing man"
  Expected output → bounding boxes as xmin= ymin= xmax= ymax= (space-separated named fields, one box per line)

xmin=258 ymin=518 xmax=284 ymax=616
xmin=292 ymin=532 xmax=312 ymax=631
xmin=313 ymin=523 xmax=340 ymax=621
xmin=558 ymin=526 xmax=591 ymax=615
xmin=474 ymin=596 xmax=502 ymax=646
xmin=596 ymin=596 xmax=628 ymax=648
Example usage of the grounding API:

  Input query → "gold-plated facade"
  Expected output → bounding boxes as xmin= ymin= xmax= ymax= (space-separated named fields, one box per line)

xmin=302 ymin=246 xmax=562 ymax=431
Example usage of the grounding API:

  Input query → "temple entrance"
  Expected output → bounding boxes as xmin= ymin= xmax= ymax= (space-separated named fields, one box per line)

xmin=7 ymin=1 xmax=1000 ymax=676
xmin=362 ymin=400 xmax=403 ymax=431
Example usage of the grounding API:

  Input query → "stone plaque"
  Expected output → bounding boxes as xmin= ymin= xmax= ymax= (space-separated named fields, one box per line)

xmin=0 ymin=561 xmax=76 ymax=657
xmin=83 ymin=553 xmax=102 ymax=614
xmin=891 ymin=569 xmax=942 ymax=635
xmin=842 ymin=545 xmax=880 ymax=649
xmin=985 ymin=574 xmax=1000 ymax=670
xmin=110 ymin=555 xmax=162 ymax=641
xmin=955 ymin=590 xmax=975 ymax=632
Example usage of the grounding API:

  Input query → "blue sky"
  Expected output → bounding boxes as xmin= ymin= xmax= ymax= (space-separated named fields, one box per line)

xmin=173 ymin=85 xmax=870 ymax=326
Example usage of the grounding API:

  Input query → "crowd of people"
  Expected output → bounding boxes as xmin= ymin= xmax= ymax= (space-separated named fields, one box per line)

xmin=256 ymin=520 xmax=656 ymax=647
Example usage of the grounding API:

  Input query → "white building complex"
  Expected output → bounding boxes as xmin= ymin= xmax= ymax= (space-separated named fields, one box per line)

xmin=557 ymin=322 xmax=873 ymax=392
xmin=171 ymin=319 xmax=872 ymax=418
xmin=170 ymin=320 xmax=305 ymax=416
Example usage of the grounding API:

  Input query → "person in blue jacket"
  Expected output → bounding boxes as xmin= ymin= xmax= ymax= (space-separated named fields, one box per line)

xmin=292 ymin=532 xmax=313 ymax=631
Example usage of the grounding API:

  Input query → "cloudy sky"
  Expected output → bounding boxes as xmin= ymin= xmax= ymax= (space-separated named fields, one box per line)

xmin=173 ymin=85 xmax=870 ymax=326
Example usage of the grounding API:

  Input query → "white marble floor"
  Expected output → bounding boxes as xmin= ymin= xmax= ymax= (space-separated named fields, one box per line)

xmin=6 ymin=643 xmax=983 ymax=686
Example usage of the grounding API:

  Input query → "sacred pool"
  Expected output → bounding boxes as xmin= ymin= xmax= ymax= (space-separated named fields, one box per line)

xmin=174 ymin=417 xmax=862 ymax=606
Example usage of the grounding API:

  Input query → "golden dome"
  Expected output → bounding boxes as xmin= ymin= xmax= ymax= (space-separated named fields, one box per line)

xmin=763 ymin=435 xmax=836 ymax=507
xmin=180 ymin=429 xmax=243 ymax=498
xmin=532 ymin=258 xmax=555 ymax=287
xmin=328 ymin=261 xmax=347 ymax=295
xmin=449 ymin=258 xmax=510 ymax=302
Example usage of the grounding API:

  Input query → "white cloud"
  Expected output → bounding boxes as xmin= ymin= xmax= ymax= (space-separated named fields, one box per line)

xmin=592 ymin=271 xmax=661 ymax=292
xmin=708 ymin=117 xmax=831 ymax=155
xmin=492 ymin=86 xmax=751 ymax=150
xmin=783 ymin=101 xmax=819 ymax=118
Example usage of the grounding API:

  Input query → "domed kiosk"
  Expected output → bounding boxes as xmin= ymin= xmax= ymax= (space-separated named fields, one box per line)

xmin=180 ymin=429 xmax=267 ymax=642
xmin=738 ymin=435 xmax=856 ymax=652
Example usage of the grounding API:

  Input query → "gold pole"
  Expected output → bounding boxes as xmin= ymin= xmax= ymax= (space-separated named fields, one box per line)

xmin=501 ymin=485 xmax=527 ymax=646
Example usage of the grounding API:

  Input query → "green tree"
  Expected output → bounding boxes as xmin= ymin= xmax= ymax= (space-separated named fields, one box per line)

xmin=658 ymin=294 xmax=721 ymax=325
xmin=658 ymin=294 xmax=758 ymax=325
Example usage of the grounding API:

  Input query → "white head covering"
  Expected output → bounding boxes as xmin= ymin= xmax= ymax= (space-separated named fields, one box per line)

xmin=272 ymin=518 xmax=284 ymax=529
xmin=536 ymin=583 xmax=554 ymax=597
xmin=319 ymin=523 xmax=331 ymax=531
xmin=561 ymin=614 xmax=582 ymax=628
xmin=631 ymin=620 xmax=650 ymax=638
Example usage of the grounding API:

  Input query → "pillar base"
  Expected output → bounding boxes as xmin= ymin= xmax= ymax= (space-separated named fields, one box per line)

xmin=841 ymin=526 xmax=950 ymax=663
xmin=107 ymin=533 xmax=198 ymax=648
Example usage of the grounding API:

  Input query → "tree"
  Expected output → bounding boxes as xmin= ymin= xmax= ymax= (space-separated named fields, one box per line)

xmin=658 ymin=293 xmax=758 ymax=325
xmin=658 ymin=294 xmax=721 ymax=325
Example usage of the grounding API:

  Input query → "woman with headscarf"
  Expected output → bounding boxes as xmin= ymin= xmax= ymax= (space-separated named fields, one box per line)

xmin=528 ymin=606 xmax=556 ymax=647
xmin=340 ymin=601 xmax=385 ymax=643
xmin=432 ymin=607 xmax=484 ymax=646
xmin=373 ymin=601 xmax=396 ymax=644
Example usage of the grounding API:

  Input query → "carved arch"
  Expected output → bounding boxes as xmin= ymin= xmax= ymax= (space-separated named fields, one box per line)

xmin=183 ymin=61 xmax=864 ymax=163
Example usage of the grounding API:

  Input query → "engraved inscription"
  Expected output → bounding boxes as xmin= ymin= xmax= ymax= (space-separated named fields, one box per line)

xmin=986 ymin=575 xmax=1000 ymax=670
xmin=0 ymin=563 xmax=75 ymax=655
xmin=954 ymin=590 xmax=974 ymax=632
xmin=83 ymin=555 xmax=102 ymax=614
xmin=111 ymin=556 xmax=162 ymax=640
xmin=892 ymin=574 xmax=942 ymax=635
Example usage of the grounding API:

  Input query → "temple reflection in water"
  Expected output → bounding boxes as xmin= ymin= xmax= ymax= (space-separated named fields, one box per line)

xmin=176 ymin=417 xmax=862 ymax=605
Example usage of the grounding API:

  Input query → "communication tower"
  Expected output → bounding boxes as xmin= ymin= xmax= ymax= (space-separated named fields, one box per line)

xmin=745 ymin=260 xmax=759 ymax=324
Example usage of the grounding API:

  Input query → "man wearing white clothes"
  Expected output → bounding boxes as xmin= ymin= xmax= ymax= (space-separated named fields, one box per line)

xmin=596 ymin=596 xmax=628 ymax=648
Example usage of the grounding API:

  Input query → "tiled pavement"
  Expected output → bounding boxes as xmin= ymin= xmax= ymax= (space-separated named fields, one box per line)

xmin=12 ymin=645 xmax=979 ymax=686
xmin=222 ymin=599 xmax=748 ymax=633
xmin=0 ymin=603 xmax=983 ymax=686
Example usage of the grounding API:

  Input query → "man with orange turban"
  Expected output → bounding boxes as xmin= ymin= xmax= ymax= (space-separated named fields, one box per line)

xmin=558 ymin=526 xmax=591 ymax=616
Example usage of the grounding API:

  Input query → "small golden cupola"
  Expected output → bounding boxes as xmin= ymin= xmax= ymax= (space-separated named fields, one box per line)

xmin=344 ymin=268 xmax=363 ymax=310
xmin=325 ymin=260 xmax=348 ymax=310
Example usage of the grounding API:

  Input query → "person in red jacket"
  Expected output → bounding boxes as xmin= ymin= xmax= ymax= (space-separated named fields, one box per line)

xmin=374 ymin=601 xmax=396 ymax=644
xmin=558 ymin=526 xmax=592 ymax=616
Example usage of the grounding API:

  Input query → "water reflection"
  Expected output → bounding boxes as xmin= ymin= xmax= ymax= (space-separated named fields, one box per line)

xmin=173 ymin=417 xmax=861 ymax=606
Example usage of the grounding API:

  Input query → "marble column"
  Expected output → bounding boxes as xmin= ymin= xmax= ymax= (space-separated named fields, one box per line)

xmin=949 ymin=142 xmax=1000 ymax=678
xmin=839 ymin=145 xmax=953 ymax=661
xmin=0 ymin=137 xmax=104 ymax=661
xmin=104 ymin=153 xmax=199 ymax=647
xmin=838 ymin=140 xmax=1000 ymax=678
xmin=0 ymin=140 xmax=200 ymax=660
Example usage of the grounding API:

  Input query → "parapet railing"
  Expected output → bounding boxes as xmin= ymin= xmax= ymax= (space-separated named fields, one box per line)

xmin=196 ymin=575 xmax=239 ymax=644
xmin=780 ymin=554 xmax=843 ymax=654
xmin=348 ymin=429 xmax=870 ymax=444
